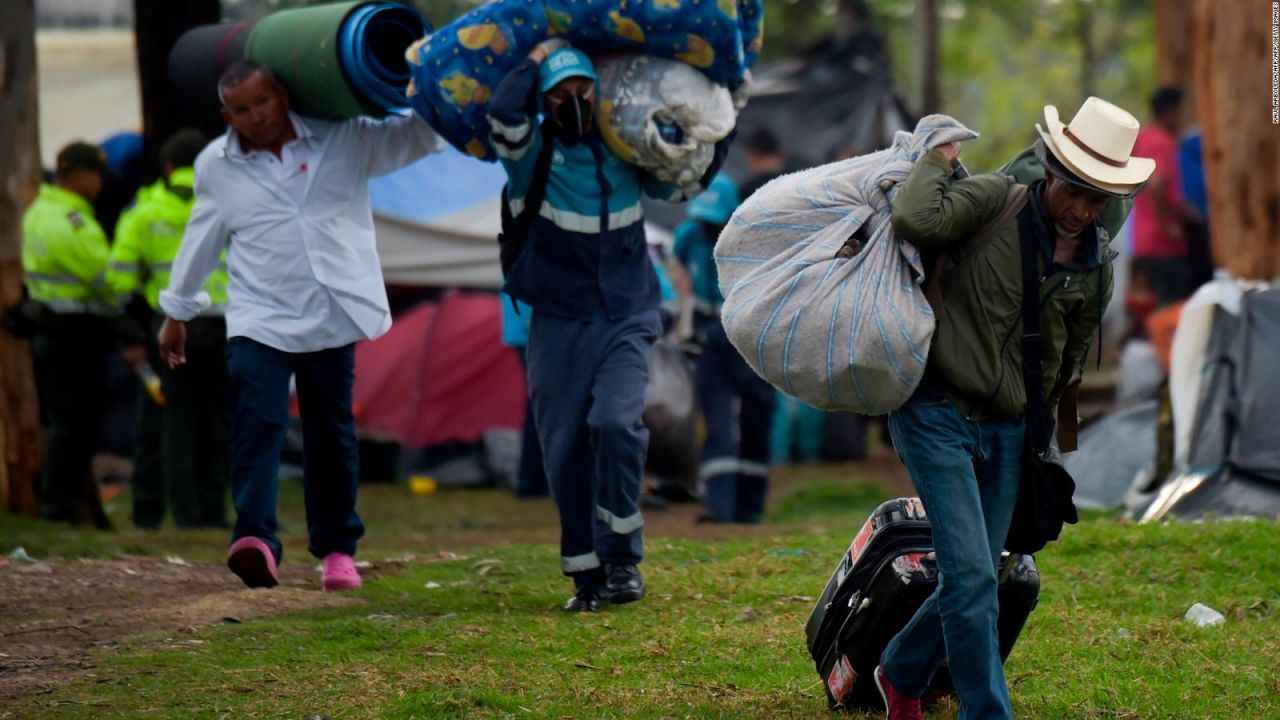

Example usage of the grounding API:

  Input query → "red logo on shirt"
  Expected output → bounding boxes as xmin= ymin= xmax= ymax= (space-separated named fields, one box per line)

xmin=299 ymin=162 xmax=308 ymax=173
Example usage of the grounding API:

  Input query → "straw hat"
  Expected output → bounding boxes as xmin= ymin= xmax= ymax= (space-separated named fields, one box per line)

xmin=1035 ymin=96 xmax=1154 ymax=197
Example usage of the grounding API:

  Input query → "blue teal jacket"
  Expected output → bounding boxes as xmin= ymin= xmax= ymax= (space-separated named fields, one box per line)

xmin=489 ymin=58 xmax=713 ymax=321
xmin=672 ymin=220 xmax=724 ymax=312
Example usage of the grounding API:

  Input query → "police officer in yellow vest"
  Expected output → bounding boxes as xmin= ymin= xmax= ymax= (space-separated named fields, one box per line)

xmin=108 ymin=130 xmax=230 ymax=529
xmin=22 ymin=142 xmax=115 ymax=526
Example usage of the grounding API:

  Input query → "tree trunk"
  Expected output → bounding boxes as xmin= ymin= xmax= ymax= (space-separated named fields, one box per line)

xmin=1154 ymin=0 xmax=1196 ymax=126
xmin=1193 ymin=0 xmax=1280 ymax=279
xmin=917 ymin=0 xmax=939 ymax=114
xmin=0 ymin=0 xmax=45 ymax=517
xmin=133 ymin=0 xmax=222 ymax=183
xmin=1077 ymin=0 xmax=1095 ymax=100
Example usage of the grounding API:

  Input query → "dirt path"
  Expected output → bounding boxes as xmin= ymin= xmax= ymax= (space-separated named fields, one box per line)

xmin=0 ymin=557 xmax=370 ymax=702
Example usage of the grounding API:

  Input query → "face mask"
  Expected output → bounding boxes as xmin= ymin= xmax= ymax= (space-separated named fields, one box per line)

xmin=552 ymin=94 xmax=592 ymax=145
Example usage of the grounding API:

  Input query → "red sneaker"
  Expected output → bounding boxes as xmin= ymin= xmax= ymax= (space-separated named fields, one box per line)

xmin=321 ymin=553 xmax=362 ymax=592
xmin=227 ymin=537 xmax=279 ymax=589
xmin=875 ymin=665 xmax=923 ymax=720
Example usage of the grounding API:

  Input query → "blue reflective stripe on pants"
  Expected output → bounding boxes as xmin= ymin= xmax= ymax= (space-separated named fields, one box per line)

xmin=226 ymin=338 xmax=365 ymax=564
xmin=527 ymin=310 xmax=660 ymax=585
xmin=880 ymin=389 xmax=1023 ymax=720
xmin=696 ymin=320 xmax=775 ymax=522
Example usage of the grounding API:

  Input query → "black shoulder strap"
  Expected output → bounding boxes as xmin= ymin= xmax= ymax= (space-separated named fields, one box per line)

xmin=1017 ymin=205 xmax=1054 ymax=454
xmin=514 ymin=122 xmax=557 ymax=235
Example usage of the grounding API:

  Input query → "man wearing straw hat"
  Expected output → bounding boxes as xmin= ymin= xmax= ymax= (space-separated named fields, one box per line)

xmin=158 ymin=61 xmax=441 ymax=592
xmin=872 ymin=97 xmax=1153 ymax=720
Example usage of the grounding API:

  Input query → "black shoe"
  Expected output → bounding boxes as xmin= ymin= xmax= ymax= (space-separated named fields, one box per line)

xmin=564 ymin=586 xmax=603 ymax=613
xmin=604 ymin=564 xmax=645 ymax=605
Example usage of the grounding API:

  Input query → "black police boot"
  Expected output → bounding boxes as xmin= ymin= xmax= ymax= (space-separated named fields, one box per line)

xmin=563 ymin=586 xmax=603 ymax=613
xmin=604 ymin=564 xmax=645 ymax=605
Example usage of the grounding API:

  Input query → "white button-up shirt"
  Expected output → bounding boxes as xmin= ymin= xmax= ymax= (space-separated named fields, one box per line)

xmin=160 ymin=111 xmax=441 ymax=353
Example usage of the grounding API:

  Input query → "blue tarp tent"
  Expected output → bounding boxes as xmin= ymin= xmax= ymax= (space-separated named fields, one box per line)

xmin=369 ymin=145 xmax=509 ymax=288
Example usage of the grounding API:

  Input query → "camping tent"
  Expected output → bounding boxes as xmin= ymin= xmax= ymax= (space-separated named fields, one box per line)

xmin=1063 ymin=400 xmax=1158 ymax=510
xmin=369 ymin=145 xmax=673 ymax=288
xmin=1137 ymin=281 xmax=1280 ymax=521
xmin=352 ymin=291 xmax=525 ymax=449
xmin=369 ymin=145 xmax=510 ymax=288
xmin=732 ymin=47 xmax=913 ymax=169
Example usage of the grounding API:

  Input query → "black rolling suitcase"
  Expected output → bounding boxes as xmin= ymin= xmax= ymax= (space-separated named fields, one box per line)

xmin=804 ymin=498 xmax=1041 ymax=711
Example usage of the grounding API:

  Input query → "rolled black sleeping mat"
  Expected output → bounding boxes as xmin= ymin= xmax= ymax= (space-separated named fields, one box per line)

xmin=168 ymin=20 xmax=253 ymax=119
xmin=168 ymin=1 xmax=429 ymax=121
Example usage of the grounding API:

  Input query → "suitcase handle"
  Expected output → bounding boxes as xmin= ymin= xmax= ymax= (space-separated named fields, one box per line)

xmin=999 ymin=553 xmax=1022 ymax=584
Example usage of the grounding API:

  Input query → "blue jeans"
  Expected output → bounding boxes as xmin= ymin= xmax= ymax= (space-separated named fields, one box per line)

xmin=226 ymin=338 xmax=365 ymax=564
xmin=880 ymin=389 xmax=1024 ymax=720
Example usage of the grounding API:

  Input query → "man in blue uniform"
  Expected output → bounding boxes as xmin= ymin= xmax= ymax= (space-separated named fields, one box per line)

xmin=672 ymin=174 xmax=775 ymax=523
xmin=488 ymin=40 xmax=727 ymax=611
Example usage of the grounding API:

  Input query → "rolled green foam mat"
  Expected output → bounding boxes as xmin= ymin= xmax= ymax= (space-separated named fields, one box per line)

xmin=170 ymin=1 xmax=429 ymax=121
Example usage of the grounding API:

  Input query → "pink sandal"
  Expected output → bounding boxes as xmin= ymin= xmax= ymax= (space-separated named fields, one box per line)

xmin=227 ymin=537 xmax=279 ymax=589
xmin=321 ymin=553 xmax=362 ymax=592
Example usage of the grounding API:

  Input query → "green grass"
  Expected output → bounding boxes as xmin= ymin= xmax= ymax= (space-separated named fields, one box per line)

xmin=1 ymin=464 xmax=892 ymax=565
xmin=0 ymin=480 xmax=574 ymax=565
xmin=766 ymin=479 xmax=891 ymax=525
xmin=4 ymin=477 xmax=1279 ymax=719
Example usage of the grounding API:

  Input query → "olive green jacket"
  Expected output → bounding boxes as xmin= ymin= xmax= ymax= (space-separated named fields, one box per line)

xmin=892 ymin=148 xmax=1125 ymax=422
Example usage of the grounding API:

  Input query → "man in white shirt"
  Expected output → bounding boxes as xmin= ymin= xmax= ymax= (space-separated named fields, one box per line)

xmin=157 ymin=60 xmax=441 ymax=591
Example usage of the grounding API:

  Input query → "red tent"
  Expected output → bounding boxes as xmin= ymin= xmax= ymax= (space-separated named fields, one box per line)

xmin=352 ymin=292 xmax=525 ymax=448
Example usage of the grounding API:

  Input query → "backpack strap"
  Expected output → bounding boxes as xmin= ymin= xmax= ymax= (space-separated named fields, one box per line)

xmin=515 ymin=122 xmax=557 ymax=235
xmin=965 ymin=182 xmax=1030 ymax=254
xmin=499 ymin=122 xmax=558 ymax=288
xmin=924 ymin=183 xmax=1029 ymax=318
